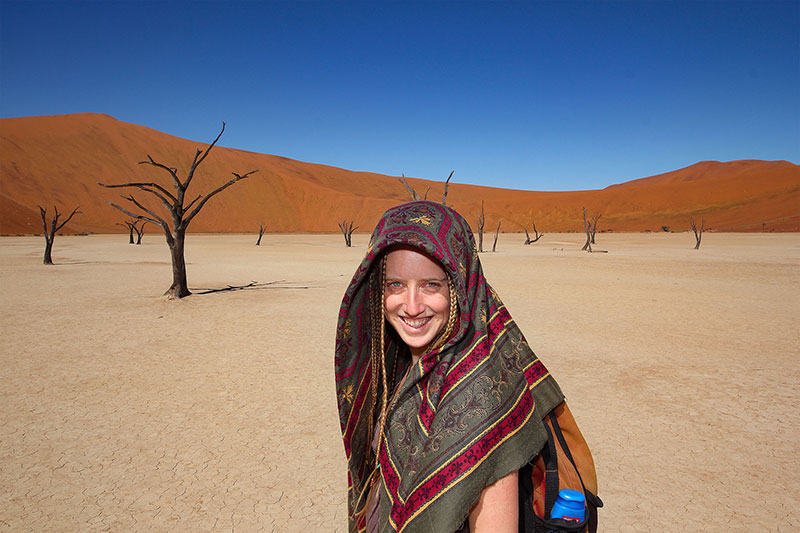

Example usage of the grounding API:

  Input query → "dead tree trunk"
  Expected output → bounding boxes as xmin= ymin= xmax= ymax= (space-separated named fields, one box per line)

xmin=338 ymin=220 xmax=358 ymax=247
xmin=477 ymin=201 xmax=485 ymax=253
xmin=523 ymin=217 xmax=544 ymax=244
xmin=117 ymin=221 xmax=136 ymax=243
xmin=590 ymin=213 xmax=601 ymax=244
xmin=399 ymin=174 xmax=421 ymax=201
xmin=256 ymin=223 xmax=266 ymax=246
xmin=38 ymin=205 xmax=82 ymax=265
xmin=581 ymin=207 xmax=593 ymax=252
xmin=492 ymin=221 xmax=501 ymax=252
xmin=442 ymin=171 xmax=454 ymax=205
xmin=134 ymin=221 xmax=147 ymax=244
xmin=690 ymin=217 xmax=705 ymax=250
xmin=99 ymin=123 xmax=258 ymax=298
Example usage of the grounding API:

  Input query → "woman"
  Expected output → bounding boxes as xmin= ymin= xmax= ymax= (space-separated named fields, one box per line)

xmin=335 ymin=201 xmax=595 ymax=532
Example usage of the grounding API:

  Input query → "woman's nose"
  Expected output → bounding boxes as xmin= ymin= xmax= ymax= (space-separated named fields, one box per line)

xmin=405 ymin=288 xmax=424 ymax=315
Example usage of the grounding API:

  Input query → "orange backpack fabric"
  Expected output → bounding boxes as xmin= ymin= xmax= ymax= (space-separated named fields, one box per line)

xmin=521 ymin=402 xmax=602 ymax=533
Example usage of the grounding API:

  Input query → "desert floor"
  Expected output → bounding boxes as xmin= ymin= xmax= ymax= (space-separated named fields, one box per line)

xmin=1 ymin=232 xmax=798 ymax=532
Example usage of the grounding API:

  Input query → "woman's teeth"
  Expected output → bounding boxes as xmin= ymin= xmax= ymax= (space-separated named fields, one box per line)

xmin=402 ymin=317 xmax=430 ymax=328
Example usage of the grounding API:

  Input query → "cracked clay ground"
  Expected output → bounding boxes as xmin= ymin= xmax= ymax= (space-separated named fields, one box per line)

xmin=1 ymin=233 xmax=798 ymax=531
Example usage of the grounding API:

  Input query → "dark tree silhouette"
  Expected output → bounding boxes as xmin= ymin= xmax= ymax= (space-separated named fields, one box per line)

xmin=477 ymin=201 xmax=485 ymax=253
xmin=441 ymin=171 xmax=454 ymax=205
xmin=38 ymin=205 xmax=82 ymax=265
xmin=338 ymin=220 xmax=358 ymax=247
xmin=523 ymin=216 xmax=544 ymax=244
xmin=492 ymin=220 xmax=501 ymax=252
xmin=117 ymin=219 xmax=148 ymax=244
xmin=690 ymin=217 xmax=705 ymax=250
xmin=399 ymin=171 xmax=454 ymax=204
xmin=399 ymin=175 xmax=421 ymax=201
xmin=581 ymin=208 xmax=593 ymax=252
xmin=99 ymin=123 xmax=258 ymax=298
xmin=117 ymin=221 xmax=136 ymax=244
xmin=133 ymin=221 xmax=148 ymax=244
xmin=256 ymin=223 xmax=266 ymax=246
xmin=590 ymin=213 xmax=601 ymax=244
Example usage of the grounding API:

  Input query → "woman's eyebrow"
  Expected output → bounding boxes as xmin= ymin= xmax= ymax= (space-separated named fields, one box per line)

xmin=384 ymin=276 xmax=447 ymax=282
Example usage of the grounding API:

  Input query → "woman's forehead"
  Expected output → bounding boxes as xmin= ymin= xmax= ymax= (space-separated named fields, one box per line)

xmin=384 ymin=247 xmax=446 ymax=278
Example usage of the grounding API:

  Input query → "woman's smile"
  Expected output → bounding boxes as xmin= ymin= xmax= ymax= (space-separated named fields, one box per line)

xmin=383 ymin=246 xmax=451 ymax=361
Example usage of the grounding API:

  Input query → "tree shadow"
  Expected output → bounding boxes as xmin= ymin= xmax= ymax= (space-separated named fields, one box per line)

xmin=192 ymin=280 xmax=312 ymax=295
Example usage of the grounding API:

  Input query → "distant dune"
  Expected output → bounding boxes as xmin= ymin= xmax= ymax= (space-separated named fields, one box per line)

xmin=1 ymin=113 xmax=798 ymax=234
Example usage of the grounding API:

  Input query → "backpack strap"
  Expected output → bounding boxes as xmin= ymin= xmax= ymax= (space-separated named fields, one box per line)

xmin=541 ymin=420 xmax=561 ymax=519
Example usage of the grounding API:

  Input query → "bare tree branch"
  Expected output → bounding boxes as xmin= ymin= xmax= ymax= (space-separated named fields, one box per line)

xmin=399 ymin=174 xmax=421 ymax=201
xmin=338 ymin=220 xmax=358 ymax=247
xmin=106 ymin=201 xmax=165 ymax=229
xmin=138 ymin=156 xmax=181 ymax=189
xmin=54 ymin=206 xmax=82 ymax=232
xmin=183 ymin=122 xmax=226 ymax=189
xmin=442 ymin=170 xmax=454 ymax=205
xmin=184 ymin=194 xmax=202 ymax=213
xmin=581 ymin=207 xmax=592 ymax=252
xmin=477 ymin=200 xmax=485 ymax=253
xmin=98 ymin=181 xmax=178 ymax=204
xmin=523 ymin=216 xmax=544 ymax=244
xmin=690 ymin=217 xmax=705 ymax=249
xmin=184 ymin=169 xmax=258 ymax=224
xmin=492 ymin=220 xmax=501 ymax=252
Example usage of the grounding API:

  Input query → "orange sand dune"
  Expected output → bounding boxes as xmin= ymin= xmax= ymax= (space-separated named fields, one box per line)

xmin=1 ymin=113 xmax=798 ymax=234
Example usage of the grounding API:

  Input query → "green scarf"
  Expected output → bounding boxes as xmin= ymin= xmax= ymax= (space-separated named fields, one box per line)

xmin=335 ymin=201 xmax=564 ymax=532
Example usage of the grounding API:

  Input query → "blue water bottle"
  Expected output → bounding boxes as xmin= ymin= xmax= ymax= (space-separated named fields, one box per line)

xmin=550 ymin=489 xmax=586 ymax=522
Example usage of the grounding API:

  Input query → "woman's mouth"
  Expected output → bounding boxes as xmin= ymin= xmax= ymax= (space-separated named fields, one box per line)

xmin=400 ymin=317 xmax=431 ymax=329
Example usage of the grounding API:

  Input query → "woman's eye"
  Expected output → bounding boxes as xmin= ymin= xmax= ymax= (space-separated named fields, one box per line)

xmin=424 ymin=281 xmax=443 ymax=291
xmin=386 ymin=281 xmax=404 ymax=290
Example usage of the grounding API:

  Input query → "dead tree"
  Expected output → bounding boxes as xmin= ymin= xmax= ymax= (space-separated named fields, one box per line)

xmin=581 ymin=207 xmax=593 ymax=252
xmin=523 ymin=217 xmax=544 ymax=244
xmin=590 ymin=213 xmax=601 ymax=244
xmin=442 ymin=171 xmax=454 ymax=205
xmin=256 ymin=223 xmax=266 ymax=246
xmin=399 ymin=174 xmax=421 ymax=201
xmin=690 ymin=217 xmax=705 ymax=250
xmin=99 ymin=123 xmax=258 ymax=298
xmin=400 ymin=171 xmax=454 ymax=204
xmin=338 ymin=220 xmax=358 ymax=247
xmin=117 ymin=219 xmax=147 ymax=244
xmin=477 ymin=201 xmax=485 ymax=253
xmin=133 ymin=221 xmax=148 ymax=244
xmin=492 ymin=221 xmax=501 ymax=252
xmin=38 ymin=205 xmax=82 ymax=265
xmin=117 ymin=221 xmax=136 ymax=244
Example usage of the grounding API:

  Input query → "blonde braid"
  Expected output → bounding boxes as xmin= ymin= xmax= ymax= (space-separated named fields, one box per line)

xmin=376 ymin=256 xmax=391 ymax=454
xmin=365 ymin=263 xmax=383 ymax=464
xmin=428 ymin=274 xmax=459 ymax=353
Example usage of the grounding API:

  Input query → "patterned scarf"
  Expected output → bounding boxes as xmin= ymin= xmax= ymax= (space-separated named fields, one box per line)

xmin=335 ymin=201 xmax=564 ymax=532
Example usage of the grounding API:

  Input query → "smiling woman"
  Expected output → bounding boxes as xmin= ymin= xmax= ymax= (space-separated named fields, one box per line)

xmin=382 ymin=246 xmax=452 ymax=362
xmin=334 ymin=201 xmax=599 ymax=533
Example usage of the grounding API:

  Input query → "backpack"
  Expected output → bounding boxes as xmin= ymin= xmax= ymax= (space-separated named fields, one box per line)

xmin=519 ymin=403 xmax=603 ymax=533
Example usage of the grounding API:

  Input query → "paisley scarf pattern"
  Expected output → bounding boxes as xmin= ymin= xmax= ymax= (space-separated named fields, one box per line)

xmin=335 ymin=201 xmax=564 ymax=532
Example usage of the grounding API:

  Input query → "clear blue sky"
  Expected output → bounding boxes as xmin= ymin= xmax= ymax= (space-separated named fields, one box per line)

xmin=2 ymin=1 xmax=798 ymax=191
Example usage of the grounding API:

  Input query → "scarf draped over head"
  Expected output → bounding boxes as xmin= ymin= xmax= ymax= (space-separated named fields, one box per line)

xmin=335 ymin=201 xmax=564 ymax=532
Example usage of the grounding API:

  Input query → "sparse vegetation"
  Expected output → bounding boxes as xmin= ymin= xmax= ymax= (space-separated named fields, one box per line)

xmin=477 ymin=200 xmax=485 ymax=253
xmin=581 ymin=207 xmax=601 ymax=252
xmin=338 ymin=220 xmax=358 ymax=247
xmin=38 ymin=205 xmax=82 ymax=264
xmin=98 ymin=123 xmax=258 ymax=298
xmin=523 ymin=216 xmax=544 ymax=244
xmin=690 ymin=217 xmax=705 ymax=250
xmin=256 ymin=223 xmax=266 ymax=246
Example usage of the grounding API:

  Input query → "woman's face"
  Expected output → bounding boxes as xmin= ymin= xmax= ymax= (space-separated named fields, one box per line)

xmin=384 ymin=247 xmax=450 ymax=360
